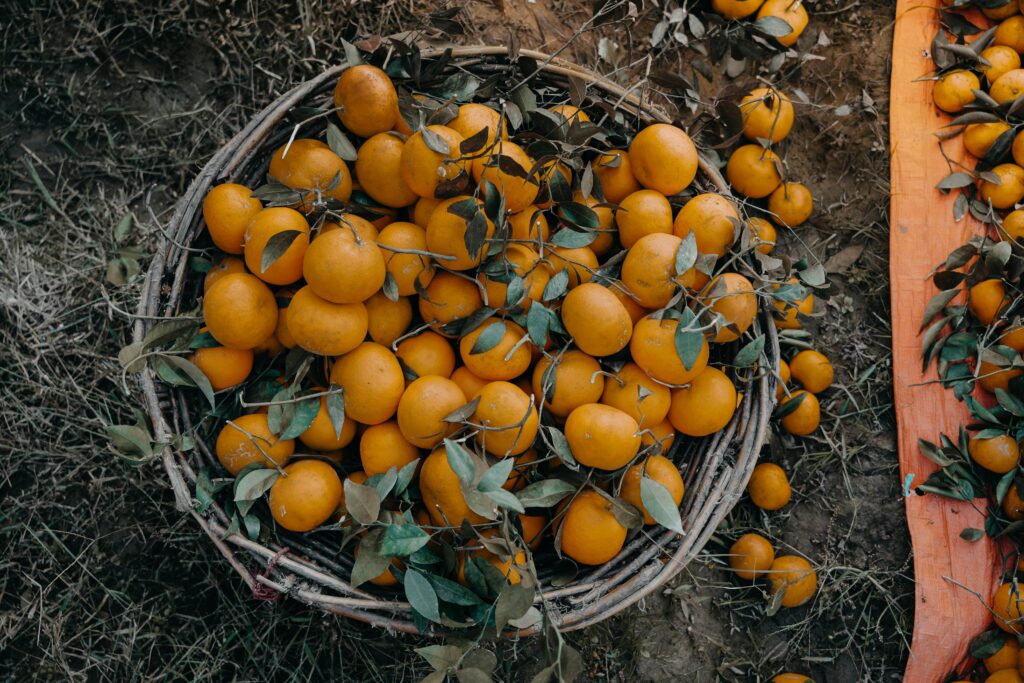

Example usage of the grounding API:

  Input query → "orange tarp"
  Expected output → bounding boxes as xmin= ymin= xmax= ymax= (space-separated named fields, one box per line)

xmin=890 ymin=1 xmax=1000 ymax=680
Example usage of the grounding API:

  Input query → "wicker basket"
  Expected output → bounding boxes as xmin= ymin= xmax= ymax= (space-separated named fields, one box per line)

xmin=134 ymin=45 xmax=779 ymax=635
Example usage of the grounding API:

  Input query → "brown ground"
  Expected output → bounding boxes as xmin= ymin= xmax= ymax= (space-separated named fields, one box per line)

xmin=0 ymin=1 xmax=908 ymax=680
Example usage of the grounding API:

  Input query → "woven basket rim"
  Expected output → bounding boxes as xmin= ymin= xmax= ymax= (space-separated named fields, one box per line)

xmin=133 ymin=43 xmax=779 ymax=636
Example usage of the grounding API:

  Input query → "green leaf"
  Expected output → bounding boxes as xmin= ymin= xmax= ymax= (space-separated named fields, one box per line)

xmin=505 ymin=276 xmax=526 ymax=308
xmin=107 ymin=424 xmax=154 ymax=460
xmin=959 ymin=527 xmax=984 ymax=542
xmin=382 ymin=272 xmax=400 ymax=302
xmin=279 ymin=395 xmax=320 ymax=440
xmin=416 ymin=644 xmax=465 ymax=673
xmin=544 ymin=426 xmax=578 ymax=469
xmin=234 ymin=468 xmax=280 ymax=502
xmin=673 ymin=323 xmax=704 ymax=372
xmin=675 ymin=232 xmax=697 ymax=276
xmin=373 ymin=466 xmax=399 ymax=500
xmin=494 ymin=582 xmax=533 ymax=634
xmin=470 ymin=321 xmax=507 ymax=355
xmin=114 ymin=213 xmax=133 ymax=242
xmin=754 ymin=15 xmax=794 ymax=38
xmin=326 ymin=386 xmax=346 ymax=440
xmin=380 ymin=524 xmax=431 ymax=556
xmin=526 ymin=302 xmax=551 ymax=347
xmin=421 ymin=126 xmax=451 ymax=155
xmin=971 ymin=629 xmax=1010 ymax=660
xmin=550 ymin=228 xmax=596 ymax=248
xmin=404 ymin=568 xmax=442 ymax=623
xmin=142 ymin=318 xmax=198 ymax=349
xmin=444 ymin=439 xmax=477 ymax=486
xmin=395 ymin=458 xmax=420 ymax=496
xmin=326 ymin=122 xmax=358 ymax=161
xmin=478 ymin=458 xmax=516 ymax=492
xmin=260 ymin=229 xmax=303 ymax=275
xmin=156 ymin=355 xmax=216 ymax=409
xmin=640 ymin=478 xmax=683 ymax=533
xmin=996 ymin=388 xmax=1024 ymax=417
xmin=484 ymin=487 xmax=526 ymax=513
xmin=733 ymin=335 xmax=765 ymax=368
xmin=351 ymin=530 xmax=392 ymax=587
xmin=343 ymin=478 xmax=381 ymax=525
xmin=428 ymin=574 xmax=484 ymax=606
xmin=542 ymin=269 xmax=569 ymax=301
xmin=516 ymin=479 xmax=575 ymax=508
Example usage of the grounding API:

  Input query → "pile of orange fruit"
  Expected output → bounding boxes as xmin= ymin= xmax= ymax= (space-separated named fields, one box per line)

xmin=709 ymin=0 xmax=810 ymax=47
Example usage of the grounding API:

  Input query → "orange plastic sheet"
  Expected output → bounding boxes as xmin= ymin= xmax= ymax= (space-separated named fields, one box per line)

xmin=891 ymin=2 xmax=1000 ymax=680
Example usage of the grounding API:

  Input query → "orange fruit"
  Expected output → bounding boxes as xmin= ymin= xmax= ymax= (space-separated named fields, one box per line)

xmin=204 ymin=256 xmax=247 ymax=292
xmin=1012 ymin=131 xmax=1024 ymax=170
xmin=619 ymin=455 xmax=685 ymax=525
xmin=668 ymin=366 xmax=737 ymax=437
xmin=549 ymin=104 xmax=590 ymax=123
xmin=641 ymin=418 xmax=676 ymax=454
xmin=968 ymin=434 xmax=1020 ymax=473
xmin=768 ymin=182 xmax=813 ymax=227
xmin=777 ymin=357 xmax=792 ymax=400
xmin=965 ymin=122 xmax=1013 ymax=158
xmin=996 ymin=16 xmax=1024 ymax=53
xmin=1002 ymin=323 xmax=1024 ymax=351
xmin=780 ymin=390 xmax=820 ymax=435
xmin=747 ymin=462 xmax=791 ymax=510
xmin=593 ymin=150 xmax=641 ymax=203
xmin=412 ymin=196 xmax=442 ymax=229
xmin=994 ymin=582 xmax=1024 ymax=633
xmin=789 ymin=350 xmax=834 ymax=394
xmin=1006 ymin=484 xmax=1024 ymax=520
xmin=458 ymin=543 xmax=526 ymax=586
xmin=203 ymin=273 xmax=278 ymax=350
xmin=628 ymin=123 xmax=698 ymax=196
xmin=729 ymin=533 xmax=776 ymax=580
xmin=711 ymin=0 xmax=766 ymax=19
xmin=478 ymin=244 xmax=549 ymax=310
xmin=767 ymin=555 xmax=817 ymax=607
xmin=980 ymin=359 xmax=1024 ymax=394
xmin=286 ymin=285 xmax=367 ymax=356
xmin=621 ymin=233 xmax=694 ymax=308
xmin=473 ymin=381 xmax=540 ymax=456
xmin=630 ymin=315 xmax=710 ymax=385
xmin=190 ymin=345 xmax=254 ymax=391
xmin=400 ymin=125 xmax=468 ymax=199
xmin=739 ymin=87 xmax=794 ymax=143
xmin=215 ymin=412 xmax=294 ymax=475
xmin=397 ymin=376 xmax=467 ymax=448
xmin=418 ymin=271 xmax=484 ymax=334
xmin=757 ymin=0 xmax=809 ymax=46
xmin=268 ymin=138 xmax=353 ymax=206
xmin=303 ymin=219 xmax=386 ymax=303
xmin=330 ymin=342 xmax=406 ymax=425
xmin=704 ymin=273 xmax=757 ymax=343
xmin=364 ymin=291 xmax=412 ymax=347
xmin=616 ymin=189 xmax=673 ymax=248
xmin=426 ymin=196 xmax=495 ymax=271
xmin=727 ymin=144 xmax=782 ymax=199
xmin=448 ymin=103 xmax=506 ymax=148
xmin=533 ymin=350 xmax=605 ymax=417
xmin=673 ymin=192 xmax=741 ymax=258
xmin=397 ymin=330 xmax=456 ymax=380
xmin=269 ymin=459 xmax=343 ymax=532
xmin=298 ymin=394 xmax=357 ymax=451
xmin=546 ymin=245 xmax=598 ymax=288
xmin=333 ymin=64 xmax=398 ymax=137
xmin=451 ymin=366 xmax=490 ymax=402
xmin=564 ymin=403 xmax=641 ymax=470
xmin=985 ymin=635 xmax=1021 ymax=674
xmin=322 ymin=216 xmax=379 ymax=241
xmin=420 ymin=444 xmax=488 ymax=527
xmin=359 ymin=420 xmax=420 ymax=476
xmin=355 ymin=133 xmax=418 ymax=208
xmin=559 ymin=489 xmax=628 ymax=565
xmin=519 ymin=513 xmax=546 ymax=550
xmin=561 ymin=283 xmax=634 ymax=357
xmin=601 ymin=362 xmax=671 ymax=426
xmin=473 ymin=140 xmax=539 ymax=213
xmin=993 ymin=69 xmax=1024 ymax=104
xmin=508 ymin=206 xmax=550 ymax=243
xmin=242 ymin=207 xmax=310 ymax=286
xmin=981 ymin=163 xmax=1024 ymax=209
xmin=982 ymin=46 xmax=1022 ymax=85
xmin=613 ymin=286 xmax=648 ymax=324
xmin=771 ymin=676 xmax=812 ymax=683
xmin=748 ymin=217 xmax=778 ymax=254
xmin=459 ymin=321 xmax=532 ymax=380
xmin=970 ymin=278 xmax=1011 ymax=325
xmin=986 ymin=670 xmax=1024 ymax=683
xmin=985 ymin=1 xmax=1020 ymax=19
xmin=203 ymin=183 xmax=262 ymax=254
xmin=572 ymin=190 xmax=616 ymax=256
xmin=772 ymin=278 xmax=814 ymax=329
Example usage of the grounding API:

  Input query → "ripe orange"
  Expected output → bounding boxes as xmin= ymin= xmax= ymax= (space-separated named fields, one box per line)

xmin=190 ymin=345 xmax=254 ymax=391
xmin=984 ymin=1 xmax=1019 ymax=19
xmin=473 ymin=381 xmax=539 ymax=456
xmin=621 ymin=233 xmax=694 ymax=308
xmin=601 ymin=362 xmax=671 ymax=426
xmin=412 ymin=196 xmax=442 ymax=229
xmin=478 ymin=244 xmax=548 ymax=310
xmin=641 ymin=417 xmax=677 ymax=454
xmin=748 ymin=217 xmax=778 ymax=254
xmin=451 ymin=366 xmax=490 ymax=402
xmin=772 ymin=278 xmax=814 ymax=329
xmin=616 ymin=189 xmax=673 ymax=248
xmin=673 ymin=193 xmax=741 ymax=258
xmin=418 ymin=271 xmax=484 ymax=334
xmin=727 ymin=145 xmax=782 ymax=199
xmin=593 ymin=150 xmax=641 ymax=203
xmin=613 ymin=286 xmax=648 ymax=324
xmin=780 ymin=390 xmax=820 ymax=435
xmin=519 ymin=513 xmax=546 ymax=550
xmin=333 ymin=64 xmax=398 ymax=137
xmin=397 ymin=331 xmax=457 ymax=379
xmin=359 ymin=420 xmax=420 ymax=476
xmin=981 ymin=163 xmax=1024 ymax=208
xmin=559 ymin=489 xmax=628 ymax=565
xmin=269 ymin=459 xmax=343 ymax=532
xmin=532 ymin=350 xmax=605 ymax=417
xmin=286 ymin=285 xmax=368 ymax=357
xmin=243 ymin=207 xmax=310 ymax=286
xmin=447 ymin=102 xmax=506 ymax=147
xmin=767 ymin=555 xmax=817 ymax=607
xmin=993 ymin=582 xmax=1024 ymax=633
xmin=204 ymin=256 xmax=247 ymax=293
xmin=703 ymin=273 xmax=757 ymax=343
xmin=355 ymin=133 xmax=418 ymax=208
xmin=979 ymin=359 xmax=1024 ymax=394
xmin=619 ymin=455 xmax=685 ymax=525
xmin=298 ymin=394 xmax=357 ymax=451
xmin=984 ymin=635 xmax=1020 ymax=674
xmin=565 ymin=403 xmax=641 ymax=470
xmin=546 ymin=245 xmax=598 ymax=288
xmin=459 ymin=321 xmax=532 ymax=380
xmin=630 ymin=315 xmax=710 ymax=385
xmin=997 ymin=15 xmax=1024 ymax=53
xmin=364 ymin=292 xmax=412 ymax=347
xmin=420 ymin=444 xmax=488 ymax=527
xmin=711 ymin=0 xmax=766 ymax=19
xmin=215 ymin=412 xmax=294 ymax=475
xmin=985 ymin=669 xmax=1024 ymax=683
xmin=549 ymin=104 xmax=590 ymax=123
xmin=993 ymin=69 xmax=1024 ymax=104
xmin=729 ymin=533 xmax=776 ymax=580
xmin=330 ymin=342 xmax=406 ymax=425
xmin=400 ymin=125 xmax=467 ymax=199
xmin=572 ymin=191 xmax=616 ymax=256
xmin=768 ymin=182 xmax=813 ymax=227
xmin=968 ymin=434 xmax=1020 ymax=473
xmin=982 ymin=46 xmax=1022 ymax=84
xmin=668 ymin=366 xmax=737 ymax=437
xmin=771 ymin=676 xmax=812 ymax=683
xmin=203 ymin=273 xmax=278 ymax=350
xmin=472 ymin=140 xmax=539 ymax=212
xmin=628 ymin=123 xmax=698 ymax=196
xmin=268 ymin=138 xmax=353 ymax=205
xmin=757 ymin=0 xmax=809 ymax=46
xmin=426 ymin=196 xmax=495 ymax=271
xmin=1002 ymin=323 xmax=1024 ymax=351
xmin=777 ymin=357 xmax=792 ymax=400
xmin=1005 ymin=484 xmax=1024 ymax=520
xmin=397 ymin=376 xmax=467 ymax=449
xmin=561 ymin=283 xmax=634 ymax=357
xmin=740 ymin=87 xmax=794 ymax=143
xmin=789 ymin=349 xmax=834 ymax=394
xmin=969 ymin=278 xmax=1011 ymax=325
xmin=203 ymin=183 xmax=262 ymax=254
xmin=303 ymin=219 xmax=385 ymax=303
xmin=964 ymin=122 xmax=1013 ymax=158
xmin=747 ymin=462 xmax=791 ymax=510
xmin=508 ymin=206 xmax=550 ymax=243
